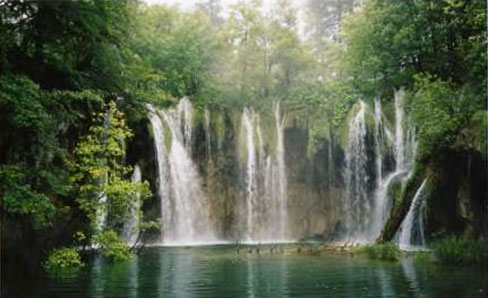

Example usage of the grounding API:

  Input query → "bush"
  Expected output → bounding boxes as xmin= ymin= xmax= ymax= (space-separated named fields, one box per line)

xmin=431 ymin=237 xmax=488 ymax=266
xmin=45 ymin=247 xmax=83 ymax=270
xmin=355 ymin=242 xmax=402 ymax=261
xmin=413 ymin=251 xmax=435 ymax=263
xmin=93 ymin=230 xmax=132 ymax=261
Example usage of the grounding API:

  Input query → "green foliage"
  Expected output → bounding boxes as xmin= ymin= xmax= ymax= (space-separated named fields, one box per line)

xmin=139 ymin=220 xmax=162 ymax=233
xmin=431 ymin=237 xmax=488 ymax=266
xmin=410 ymin=75 xmax=484 ymax=158
xmin=71 ymin=101 xmax=151 ymax=230
xmin=336 ymin=0 xmax=486 ymax=165
xmin=387 ymin=180 xmax=403 ymax=215
xmin=74 ymin=231 xmax=87 ymax=242
xmin=216 ymin=1 xmax=315 ymax=108
xmin=0 ymin=75 xmax=103 ymax=230
xmin=413 ymin=251 xmax=435 ymax=264
xmin=355 ymin=242 xmax=402 ymax=261
xmin=0 ymin=0 xmax=134 ymax=91
xmin=340 ymin=0 xmax=486 ymax=94
xmin=132 ymin=5 xmax=220 ymax=104
xmin=45 ymin=247 xmax=84 ymax=270
xmin=465 ymin=111 xmax=488 ymax=157
xmin=93 ymin=230 xmax=132 ymax=261
xmin=0 ymin=166 xmax=57 ymax=229
xmin=0 ymin=75 xmax=45 ymax=129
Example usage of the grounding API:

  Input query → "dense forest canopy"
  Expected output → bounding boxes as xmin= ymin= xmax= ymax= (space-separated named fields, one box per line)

xmin=0 ymin=0 xmax=486 ymax=272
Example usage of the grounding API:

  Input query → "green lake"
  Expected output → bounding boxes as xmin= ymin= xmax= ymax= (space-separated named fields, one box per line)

xmin=6 ymin=245 xmax=487 ymax=298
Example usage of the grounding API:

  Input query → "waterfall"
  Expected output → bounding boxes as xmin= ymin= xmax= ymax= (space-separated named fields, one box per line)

xmin=239 ymin=102 xmax=289 ymax=242
xmin=370 ymin=89 xmax=417 ymax=241
xmin=394 ymin=89 xmax=405 ymax=171
xmin=241 ymin=108 xmax=257 ymax=239
xmin=370 ymin=97 xmax=386 ymax=239
xmin=96 ymin=191 xmax=107 ymax=232
xmin=148 ymin=99 xmax=216 ymax=244
xmin=344 ymin=101 xmax=369 ymax=241
xmin=396 ymin=179 xmax=427 ymax=250
xmin=274 ymin=101 xmax=288 ymax=240
xmin=123 ymin=165 xmax=141 ymax=244
xmin=405 ymin=126 xmax=417 ymax=170
xmin=371 ymin=171 xmax=404 ymax=238
xmin=147 ymin=105 xmax=170 ymax=240
xmin=374 ymin=96 xmax=383 ymax=186
xmin=256 ymin=116 xmax=266 ymax=174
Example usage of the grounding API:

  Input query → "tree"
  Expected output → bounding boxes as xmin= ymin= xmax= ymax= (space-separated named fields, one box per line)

xmin=71 ymin=101 xmax=150 ymax=233
xmin=132 ymin=4 xmax=222 ymax=105
xmin=339 ymin=0 xmax=486 ymax=95
xmin=217 ymin=0 xmax=314 ymax=108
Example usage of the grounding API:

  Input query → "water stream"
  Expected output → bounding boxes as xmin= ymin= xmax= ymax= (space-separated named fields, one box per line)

xmin=148 ymin=99 xmax=216 ymax=244
xmin=123 ymin=165 xmax=141 ymax=244
xmin=239 ymin=102 xmax=289 ymax=242
xmin=144 ymin=94 xmax=423 ymax=246
xmin=344 ymin=101 xmax=369 ymax=241
xmin=396 ymin=179 xmax=428 ymax=250
xmin=370 ymin=89 xmax=417 ymax=242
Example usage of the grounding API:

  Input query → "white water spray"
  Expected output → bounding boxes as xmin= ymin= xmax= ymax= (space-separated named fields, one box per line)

xmin=274 ymin=101 xmax=288 ymax=239
xmin=396 ymin=179 xmax=428 ymax=250
xmin=241 ymin=108 xmax=257 ymax=239
xmin=239 ymin=102 xmax=289 ymax=242
xmin=394 ymin=89 xmax=405 ymax=171
xmin=123 ymin=165 xmax=141 ymax=244
xmin=148 ymin=99 xmax=216 ymax=244
xmin=344 ymin=101 xmax=369 ymax=241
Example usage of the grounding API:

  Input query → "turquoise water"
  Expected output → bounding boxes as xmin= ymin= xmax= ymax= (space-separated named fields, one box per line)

xmin=7 ymin=246 xmax=487 ymax=298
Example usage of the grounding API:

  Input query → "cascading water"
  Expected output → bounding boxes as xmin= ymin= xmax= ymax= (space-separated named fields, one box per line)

xmin=404 ymin=126 xmax=416 ymax=170
xmin=241 ymin=108 xmax=257 ymax=239
xmin=394 ymin=89 xmax=405 ymax=171
xmin=370 ymin=96 xmax=386 ymax=239
xmin=239 ymin=102 xmax=289 ymax=242
xmin=274 ymin=101 xmax=288 ymax=240
xmin=396 ymin=179 xmax=427 ymax=250
xmin=123 ymin=165 xmax=141 ymax=244
xmin=140 ymin=93 xmax=420 ymax=245
xmin=96 ymin=191 xmax=107 ymax=232
xmin=371 ymin=171 xmax=404 ymax=238
xmin=148 ymin=99 xmax=216 ymax=244
xmin=374 ymin=96 xmax=383 ymax=185
xmin=147 ymin=105 xmax=170 ymax=239
xmin=371 ymin=89 xmax=417 ymax=241
xmin=344 ymin=101 xmax=370 ymax=241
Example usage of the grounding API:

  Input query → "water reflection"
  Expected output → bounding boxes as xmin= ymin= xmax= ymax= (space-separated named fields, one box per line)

xmin=246 ymin=256 xmax=255 ymax=298
xmin=9 ymin=246 xmax=488 ymax=298
xmin=377 ymin=267 xmax=395 ymax=297
xmin=159 ymin=248 xmax=196 ymax=297
xmin=127 ymin=258 xmax=138 ymax=298
xmin=401 ymin=257 xmax=426 ymax=298
xmin=87 ymin=256 xmax=140 ymax=298
xmin=246 ymin=253 xmax=288 ymax=297
xmin=88 ymin=256 xmax=103 ymax=297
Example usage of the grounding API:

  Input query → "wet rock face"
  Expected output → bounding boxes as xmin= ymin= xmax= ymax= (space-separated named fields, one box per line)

xmin=425 ymin=150 xmax=488 ymax=239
